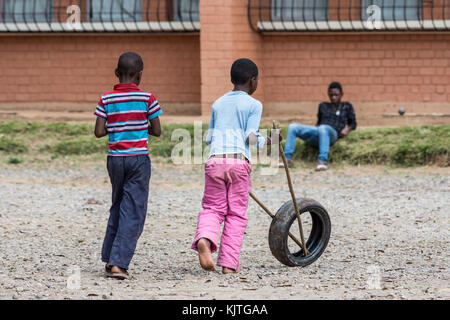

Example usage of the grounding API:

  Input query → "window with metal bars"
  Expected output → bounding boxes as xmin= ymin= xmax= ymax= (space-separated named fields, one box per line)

xmin=88 ymin=0 xmax=142 ymax=22
xmin=173 ymin=0 xmax=199 ymax=22
xmin=271 ymin=0 xmax=328 ymax=21
xmin=0 ymin=0 xmax=200 ymax=32
xmin=248 ymin=0 xmax=450 ymax=32
xmin=361 ymin=0 xmax=421 ymax=21
xmin=1 ymin=0 xmax=53 ymax=22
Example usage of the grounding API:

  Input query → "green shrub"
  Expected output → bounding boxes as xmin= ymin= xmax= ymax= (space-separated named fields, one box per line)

xmin=44 ymin=123 xmax=93 ymax=136
xmin=0 ymin=136 xmax=28 ymax=153
xmin=52 ymin=137 xmax=108 ymax=155
xmin=7 ymin=157 xmax=23 ymax=164
xmin=0 ymin=121 xmax=42 ymax=134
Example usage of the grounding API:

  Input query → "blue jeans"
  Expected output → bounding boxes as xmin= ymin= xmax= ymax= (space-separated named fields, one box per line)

xmin=284 ymin=124 xmax=338 ymax=163
xmin=101 ymin=155 xmax=151 ymax=270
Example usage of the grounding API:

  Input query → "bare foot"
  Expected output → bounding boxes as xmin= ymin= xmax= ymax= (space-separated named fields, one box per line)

xmin=222 ymin=267 xmax=239 ymax=274
xmin=197 ymin=238 xmax=215 ymax=271
xmin=111 ymin=266 xmax=126 ymax=273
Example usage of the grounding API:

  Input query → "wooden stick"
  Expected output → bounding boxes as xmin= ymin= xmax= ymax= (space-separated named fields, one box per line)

xmin=273 ymin=121 xmax=310 ymax=255
xmin=249 ymin=192 xmax=304 ymax=248
xmin=249 ymin=192 xmax=275 ymax=218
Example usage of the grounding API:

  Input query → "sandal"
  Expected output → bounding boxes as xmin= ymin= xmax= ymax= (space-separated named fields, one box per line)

xmin=278 ymin=160 xmax=293 ymax=168
xmin=110 ymin=271 xmax=129 ymax=280
xmin=105 ymin=266 xmax=129 ymax=280
xmin=105 ymin=264 xmax=113 ymax=275
xmin=315 ymin=163 xmax=328 ymax=171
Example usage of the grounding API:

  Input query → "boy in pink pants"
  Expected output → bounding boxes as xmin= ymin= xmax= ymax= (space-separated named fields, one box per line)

xmin=191 ymin=58 xmax=281 ymax=274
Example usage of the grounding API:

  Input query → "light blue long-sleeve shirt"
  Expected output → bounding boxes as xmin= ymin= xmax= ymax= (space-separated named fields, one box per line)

xmin=206 ymin=91 xmax=266 ymax=162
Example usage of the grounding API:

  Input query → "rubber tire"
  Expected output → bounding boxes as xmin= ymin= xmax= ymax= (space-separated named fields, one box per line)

xmin=268 ymin=198 xmax=331 ymax=267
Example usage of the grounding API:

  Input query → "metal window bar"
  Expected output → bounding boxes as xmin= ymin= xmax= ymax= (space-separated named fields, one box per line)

xmin=444 ymin=0 xmax=449 ymax=29
xmin=248 ymin=0 xmax=450 ymax=33
xmin=0 ymin=0 xmax=200 ymax=33
xmin=430 ymin=0 xmax=437 ymax=30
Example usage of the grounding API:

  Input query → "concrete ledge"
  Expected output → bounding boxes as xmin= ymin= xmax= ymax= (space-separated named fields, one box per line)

xmin=263 ymin=101 xmax=450 ymax=117
xmin=258 ymin=20 xmax=450 ymax=33
xmin=0 ymin=21 xmax=200 ymax=33
xmin=0 ymin=102 xmax=201 ymax=115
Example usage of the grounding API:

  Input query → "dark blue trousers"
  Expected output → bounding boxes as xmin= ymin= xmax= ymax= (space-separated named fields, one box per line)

xmin=101 ymin=155 xmax=151 ymax=270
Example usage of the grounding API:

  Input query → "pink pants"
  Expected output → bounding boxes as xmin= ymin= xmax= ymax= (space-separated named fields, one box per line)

xmin=191 ymin=157 xmax=252 ymax=271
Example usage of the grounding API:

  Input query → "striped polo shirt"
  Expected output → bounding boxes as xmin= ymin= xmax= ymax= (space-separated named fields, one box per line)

xmin=94 ymin=83 xmax=162 ymax=156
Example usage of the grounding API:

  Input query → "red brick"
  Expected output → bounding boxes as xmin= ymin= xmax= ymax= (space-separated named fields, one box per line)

xmin=0 ymin=35 xmax=201 ymax=106
xmin=2 ymin=10 xmax=450 ymax=116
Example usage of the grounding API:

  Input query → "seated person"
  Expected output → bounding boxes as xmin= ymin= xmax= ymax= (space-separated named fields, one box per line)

xmin=282 ymin=82 xmax=357 ymax=171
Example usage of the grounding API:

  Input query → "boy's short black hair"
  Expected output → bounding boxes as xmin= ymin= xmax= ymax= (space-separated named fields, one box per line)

xmin=117 ymin=52 xmax=144 ymax=77
xmin=328 ymin=81 xmax=343 ymax=93
xmin=230 ymin=58 xmax=258 ymax=85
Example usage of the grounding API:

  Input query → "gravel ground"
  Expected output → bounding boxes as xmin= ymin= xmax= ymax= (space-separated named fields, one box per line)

xmin=0 ymin=160 xmax=448 ymax=300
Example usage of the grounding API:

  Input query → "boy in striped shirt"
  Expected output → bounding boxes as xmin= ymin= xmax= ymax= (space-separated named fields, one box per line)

xmin=94 ymin=52 xmax=162 ymax=279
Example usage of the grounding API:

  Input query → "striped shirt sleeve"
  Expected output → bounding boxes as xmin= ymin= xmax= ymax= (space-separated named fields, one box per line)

xmin=94 ymin=98 xmax=107 ymax=120
xmin=147 ymin=94 xmax=162 ymax=120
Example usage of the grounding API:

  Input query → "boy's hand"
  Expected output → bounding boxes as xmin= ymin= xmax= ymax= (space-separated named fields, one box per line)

xmin=339 ymin=125 xmax=351 ymax=138
xmin=94 ymin=117 xmax=107 ymax=138
xmin=247 ymin=133 xmax=258 ymax=146
xmin=269 ymin=129 xmax=283 ymax=144
xmin=148 ymin=117 xmax=161 ymax=137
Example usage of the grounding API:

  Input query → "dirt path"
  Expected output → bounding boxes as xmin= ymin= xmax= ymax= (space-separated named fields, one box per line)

xmin=0 ymin=161 xmax=448 ymax=300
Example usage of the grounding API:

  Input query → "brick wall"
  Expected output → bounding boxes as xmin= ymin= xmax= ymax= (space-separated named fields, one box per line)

xmin=0 ymin=34 xmax=201 ymax=114
xmin=0 ymin=2 xmax=449 ymax=121
xmin=199 ymin=2 xmax=449 ymax=119
xmin=200 ymin=0 xmax=264 ymax=115
xmin=261 ymin=33 xmax=450 ymax=117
